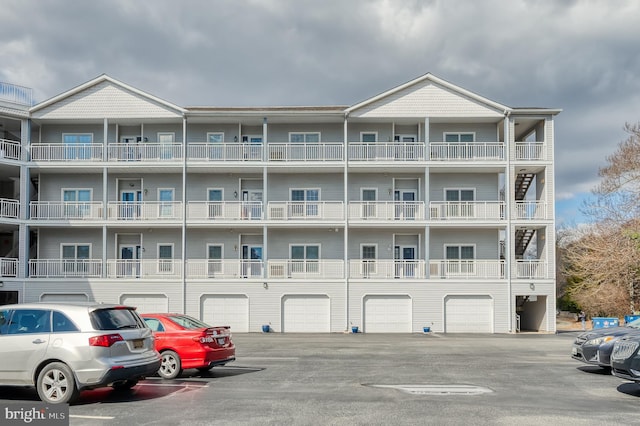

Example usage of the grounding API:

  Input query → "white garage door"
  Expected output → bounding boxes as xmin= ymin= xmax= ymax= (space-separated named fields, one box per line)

xmin=364 ymin=295 xmax=411 ymax=333
xmin=201 ymin=295 xmax=249 ymax=333
xmin=282 ymin=295 xmax=330 ymax=333
xmin=40 ymin=293 xmax=89 ymax=302
xmin=445 ymin=295 xmax=493 ymax=333
xmin=120 ymin=294 xmax=168 ymax=313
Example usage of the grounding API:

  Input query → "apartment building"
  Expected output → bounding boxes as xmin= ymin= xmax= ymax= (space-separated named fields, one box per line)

xmin=0 ymin=73 xmax=559 ymax=333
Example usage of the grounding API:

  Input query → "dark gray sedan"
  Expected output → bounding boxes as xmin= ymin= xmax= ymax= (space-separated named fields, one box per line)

xmin=611 ymin=333 xmax=640 ymax=383
xmin=571 ymin=318 xmax=640 ymax=368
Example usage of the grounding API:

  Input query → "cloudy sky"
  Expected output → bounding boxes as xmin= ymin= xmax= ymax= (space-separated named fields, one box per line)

xmin=2 ymin=0 xmax=639 ymax=227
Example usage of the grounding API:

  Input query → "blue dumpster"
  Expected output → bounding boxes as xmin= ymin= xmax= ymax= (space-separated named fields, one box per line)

xmin=592 ymin=317 xmax=619 ymax=329
xmin=624 ymin=315 xmax=640 ymax=325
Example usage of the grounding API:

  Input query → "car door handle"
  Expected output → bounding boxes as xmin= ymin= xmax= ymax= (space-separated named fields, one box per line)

xmin=32 ymin=339 xmax=47 ymax=344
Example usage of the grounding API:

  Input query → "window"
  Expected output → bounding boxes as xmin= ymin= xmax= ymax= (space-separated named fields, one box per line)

xmin=207 ymin=244 xmax=223 ymax=276
xmin=0 ymin=309 xmax=12 ymax=334
xmin=7 ymin=309 xmax=50 ymax=334
xmin=445 ymin=245 xmax=475 ymax=275
xmin=290 ymin=189 xmax=319 ymax=217
xmin=63 ymin=133 xmax=93 ymax=160
xmin=289 ymin=132 xmax=320 ymax=143
xmin=361 ymin=132 xmax=377 ymax=143
xmin=62 ymin=189 xmax=92 ymax=218
xmin=444 ymin=133 xmax=475 ymax=142
xmin=207 ymin=133 xmax=225 ymax=159
xmin=445 ymin=189 xmax=475 ymax=217
xmin=291 ymin=244 xmax=319 ymax=274
xmin=158 ymin=244 xmax=173 ymax=273
xmin=361 ymin=244 xmax=377 ymax=277
xmin=62 ymin=244 xmax=90 ymax=260
xmin=362 ymin=189 xmax=377 ymax=218
xmin=158 ymin=189 xmax=174 ymax=218
xmin=157 ymin=132 xmax=175 ymax=159
xmin=143 ymin=317 xmax=165 ymax=332
xmin=208 ymin=189 xmax=223 ymax=218
xmin=53 ymin=311 xmax=79 ymax=332
xmin=207 ymin=132 xmax=224 ymax=143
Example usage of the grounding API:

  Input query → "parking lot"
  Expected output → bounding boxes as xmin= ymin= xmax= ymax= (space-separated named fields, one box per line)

xmin=2 ymin=331 xmax=639 ymax=425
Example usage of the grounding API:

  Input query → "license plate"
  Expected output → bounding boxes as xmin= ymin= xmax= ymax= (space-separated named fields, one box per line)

xmin=217 ymin=338 xmax=225 ymax=346
xmin=132 ymin=339 xmax=144 ymax=349
xmin=571 ymin=347 xmax=578 ymax=356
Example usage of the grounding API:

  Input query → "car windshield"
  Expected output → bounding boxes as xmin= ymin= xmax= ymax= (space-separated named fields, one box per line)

xmin=628 ymin=318 xmax=640 ymax=329
xmin=91 ymin=308 xmax=143 ymax=330
xmin=168 ymin=315 xmax=210 ymax=330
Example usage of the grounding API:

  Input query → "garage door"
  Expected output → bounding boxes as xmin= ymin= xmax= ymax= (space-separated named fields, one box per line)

xmin=120 ymin=294 xmax=168 ymax=313
xmin=445 ymin=295 xmax=493 ymax=333
xmin=364 ymin=295 xmax=411 ymax=333
xmin=282 ymin=295 xmax=330 ymax=333
xmin=40 ymin=293 xmax=89 ymax=303
xmin=201 ymin=295 xmax=249 ymax=333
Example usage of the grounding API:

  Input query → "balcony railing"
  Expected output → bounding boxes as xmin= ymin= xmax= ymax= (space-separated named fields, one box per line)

xmin=349 ymin=143 xmax=424 ymax=161
xmin=267 ymin=259 xmax=344 ymax=278
xmin=107 ymin=143 xmax=183 ymax=161
xmin=186 ymin=260 xmax=264 ymax=279
xmin=515 ymin=260 xmax=548 ymax=279
xmin=30 ymin=201 xmax=103 ymax=220
xmin=429 ymin=201 xmax=505 ymax=220
xmin=31 ymin=143 xmax=103 ymax=162
xmin=349 ymin=260 xmax=427 ymax=279
xmin=515 ymin=142 xmax=545 ymax=161
xmin=268 ymin=202 xmax=344 ymax=220
xmin=348 ymin=202 xmax=425 ymax=221
xmin=187 ymin=143 xmax=262 ymax=162
xmin=0 ymin=198 xmax=19 ymax=219
xmin=514 ymin=201 xmax=548 ymax=220
xmin=106 ymin=259 xmax=183 ymax=278
xmin=430 ymin=143 xmax=504 ymax=161
xmin=29 ymin=259 xmax=103 ymax=278
xmin=0 ymin=81 xmax=33 ymax=105
xmin=107 ymin=202 xmax=183 ymax=220
xmin=268 ymin=143 xmax=343 ymax=161
xmin=429 ymin=260 xmax=505 ymax=279
xmin=187 ymin=201 xmax=263 ymax=220
xmin=0 ymin=258 xmax=18 ymax=277
xmin=0 ymin=139 xmax=21 ymax=160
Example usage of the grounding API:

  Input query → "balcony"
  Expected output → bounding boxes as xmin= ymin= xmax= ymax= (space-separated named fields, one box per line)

xmin=106 ymin=259 xmax=183 ymax=278
xmin=515 ymin=260 xmax=549 ymax=279
xmin=108 ymin=143 xmax=183 ymax=161
xmin=31 ymin=143 xmax=103 ymax=162
xmin=515 ymin=142 xmax=545 ymax=161
xmin=186 ymin=260 xmax=264 ymax=279
xmin=0 ymin=81 xmax=33 ymax=105
xmin=187 ymin=201 xmax=263 ymax=220
xmin=349 ymin=143 xmax=424 ymax=162
xmin=430 ymin=143 xmax=504 ymax=161
xmin=107 ymin=202 xmax=183 ymax=220
xmin=29 ymin=259 xmax=185 ymax=279
xmin=429 ymin=260 xmax=505 ymax=279
xmin=268 ymin=143 xmax=343 ymax=162
xmin=0 ymin=198 xmax=19 ymax=219
xmin=29 ymin=259 xmax=103 ymax=278
xmin=514 ymin=201 xmax=548 ymax=220
xmin=267 ymin=259 xmax=344 ymax=278
xmin=30 ymin=201 xmax=103 ymax=220
xmin=0 ymin=139 xmax=22 ymax=161
xmin=187 ymin=143 xmax=262 ymax=162
xmin=349 ymin=260 xmax=426 ymax=279
xmin=429 ymin=202 xmax=505 ymax=220
xmin=348 ymin=202 xmax=424 ymax=221
xmin=268 ymin=202 xmax=344 ymax=220
xmin=0 ymin=258 xmax=18 ymax=277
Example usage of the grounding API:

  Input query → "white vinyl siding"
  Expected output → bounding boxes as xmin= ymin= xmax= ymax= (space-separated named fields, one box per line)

xmin=444 ymin=295 xmax=493 ymax=333
xmin=363 ymin=295 xmax=411 ymax=333
xmin=282 ymin=295 xmax=330 ymax=333
xmin=120 ymin=294 xmax=169 ymax=313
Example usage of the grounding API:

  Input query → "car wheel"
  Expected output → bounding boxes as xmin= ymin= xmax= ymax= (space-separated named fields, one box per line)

xmin=37 ymin=362 xmax=80 ymax=404
xmin=159 ymin=350 xmax=182 ymax=379
xmin=111 ymin=380 xmax=138 ymax=391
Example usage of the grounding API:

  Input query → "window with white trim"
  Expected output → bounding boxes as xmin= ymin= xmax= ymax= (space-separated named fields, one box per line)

xmin=158 ymin=188 xmax=174 ymax=218
xmin=289 ymin=132 xmax=320 ymax=143
xmin=63 ymin=133 xmax=93 ymax=160
xmin=445 ymin=189 xmax=475 ymax=217
xmin=61 ymin=244 xmax=91 ymax=274
xmin=361 ymin=244 xmax=377 ymax=277
xmin=290 ymin=189 xmax=319 ymax=217
xmin=444 ymin=132 xmax=474 ymax=142
xmin=361 ymin=132 xmax=377 ymax=143
xmin=158 ymin=244 xmax=173 ymax=273
xmin=207 ymin=132 xmax=224 ymax=143
xmin=445 ymin=244 xmax=475 ymax=275
xmin=207 ymin=244 xmax=223 ymax=276
xmin=291 ymin=244 xmax=319 ymax=274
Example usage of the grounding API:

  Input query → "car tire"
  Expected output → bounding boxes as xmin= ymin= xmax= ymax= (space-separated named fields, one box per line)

xmin=159 ymin=350 xmax=182 ymax=379
xmin=111 ymin=380 xmax=138 ymax=391
xmin=37 ymin=362 xmax=80 ymax=404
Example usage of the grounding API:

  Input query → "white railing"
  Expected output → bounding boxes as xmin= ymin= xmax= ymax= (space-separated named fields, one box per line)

xmin=514 ymin=201 xmax=548 ymax=220
xmin=268 ymin=143 xmax=343 ymax=161
xmin=348 ymin=202 xmax=425 ymax=221
xmin=0 ymin=198 xmax=19 ymax=219
xmin=107 ymin=202 xmax=183 ymax=220
xmin=429 ymin=201 xmax=505 ymax=220
xmin=430 ymin=143 xmax=504 ymax=161
xmin=29 ymin=259 xmax=103 ymax=278
xmin=0 ymin=139 xmax=21 ymax=160
xmin=31 ymin=144 xmax=103 ymax=161
xmin=106 ymin=259 xmax=183 ymax=278
xmin=107 ymin=143 xmax=183 ymax=161
xmin=186 ymin=260 xmax=264 ymax=279
xmin=187 ymin=201 xmax=263 ymax=220
xmin=267 ymin=259 xmax=344 ymax=278
xmin=268 ymin=201 xmax=344 ymax=220
xmin=30 ymin=202 xmax=103 ymax=220
xmin=429 ymin=260 xmax=505 ymax=279
xmin=0 ymin=81 xmax=33 ymax=105
xmin=349 ymin=143 xmax=424 ymax=161
xmin=515 ymin=142 xmax=545 ymax=161
xmin=0 ymin=258 xmax=18 ymax=277
xmin=516 ymin=260 xmax=548 ymax=279
xmin=349 ymin=260 xmax=426 ymax=279
xmin=187 ymin=143 xmax=263 ymax=161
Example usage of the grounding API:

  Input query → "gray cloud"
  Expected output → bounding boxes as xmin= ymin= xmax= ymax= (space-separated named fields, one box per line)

xmin=2 ymin=0 xmax=639 ymax=220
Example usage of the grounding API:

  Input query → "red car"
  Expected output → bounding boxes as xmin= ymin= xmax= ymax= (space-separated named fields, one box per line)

xmin=141 ymin=313 xmax=235 ymax=379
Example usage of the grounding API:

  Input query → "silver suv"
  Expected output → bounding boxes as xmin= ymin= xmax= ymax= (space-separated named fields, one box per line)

xmin=0 ymin=302 xmax=161 ymax=404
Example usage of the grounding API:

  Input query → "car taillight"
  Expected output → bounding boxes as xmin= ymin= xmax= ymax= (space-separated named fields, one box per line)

xmin=89 ymin=333 xmax=124 ymax=347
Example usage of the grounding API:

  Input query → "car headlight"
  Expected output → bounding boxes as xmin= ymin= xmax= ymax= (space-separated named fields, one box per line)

xmin=586 ymin=336 xmax=615 ymax=345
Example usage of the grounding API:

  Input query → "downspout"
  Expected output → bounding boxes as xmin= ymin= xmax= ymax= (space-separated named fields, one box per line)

xmin=343 ymin=113 xmax=349 ymax=331
xmin=263 ymin=117 xmax=268 ymax=277
xmin=503 ymin=110 xmax=512 ymax=332
xmin=182 ymin=115 xmax=188 ymax=314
